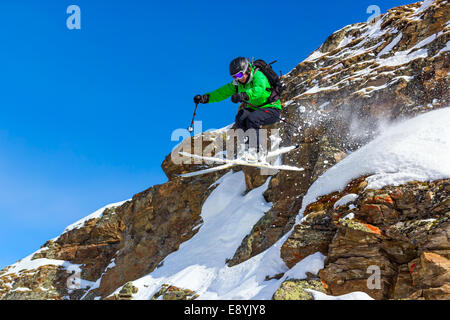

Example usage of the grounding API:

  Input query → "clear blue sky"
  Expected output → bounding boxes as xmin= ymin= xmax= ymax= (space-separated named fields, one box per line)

xmin=0 ymin=0 xmax=414 ymax=269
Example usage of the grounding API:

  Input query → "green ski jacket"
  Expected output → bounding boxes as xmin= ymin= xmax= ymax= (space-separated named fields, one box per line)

xmin=205 ymin=64 xmax=281 ymax=110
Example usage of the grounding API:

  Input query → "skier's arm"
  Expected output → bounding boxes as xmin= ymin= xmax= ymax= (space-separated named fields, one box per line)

xmin=245 ymin=71 xmax=271 ymax=106
xmin=206 ymin=82 xmax=236 ymax=103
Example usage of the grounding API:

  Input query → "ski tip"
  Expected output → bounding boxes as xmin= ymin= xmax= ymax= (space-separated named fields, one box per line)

xmin=289 ymin=167 xmax=304 ymax=171
xmin=177 ymin=172 xmax=199 ymax=178
xmin=176 ymin=173 xmax=189 ymax=178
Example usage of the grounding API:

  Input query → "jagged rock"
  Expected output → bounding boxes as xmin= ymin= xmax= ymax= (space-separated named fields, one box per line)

xmin=280 ymin=224 xmax=334 ymax=269
xmin=0 ymin=265 xmax=71 ymax=300
xmin=402 ymin=251 xmax=450 ymax=300
xmin=318 ymin=179 xmax=450 ymax=299
xmin=391 ymin=264 xmax=416 ymax=299
xmin=105 ymin=281 xmax=139 ymax=300
xmin=151 ymin=284 xmax=198 ymax=300
xmin=104 ymin=282 xmax=139 ymax=300
xmin=279 ymin=176 xmax=369 ymax=269
xmin=272 ymin=279 xmax=325 ymax=300
xmin=320 ymin=218 xmax=397 ymax=300
xmin=117 ymin=282 xmax=139 ymax=300
xmin=242 ymin=166 xmax=270 ymax=194
xmin=405 ymin=283 xmax=450 ymax=300
xmin=410 ymin=252 xmax=450 ymax=289
xmin=31 ymin=204 xmax=125 ymax=284
xmin=311 ymin=134 xmax=348 ymax=182
xmin=389 ymin=220 xmax=450 ymax=299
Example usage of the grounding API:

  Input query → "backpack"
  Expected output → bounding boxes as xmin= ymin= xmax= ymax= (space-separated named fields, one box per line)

xmin=252 ymin=59 xmax=286 ymax=107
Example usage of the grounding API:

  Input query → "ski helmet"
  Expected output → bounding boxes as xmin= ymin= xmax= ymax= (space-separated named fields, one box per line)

xmin=229 ymin=57 xmax=249 ymax=76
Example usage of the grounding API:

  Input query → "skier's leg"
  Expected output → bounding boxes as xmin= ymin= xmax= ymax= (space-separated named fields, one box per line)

xmin=246 ymin=108 xmax=281 ymax=128
xmin=245 ymin=108 xmax=281 ymax=156
xmin=235 ymin=107 xmax=251 ymax=131
xmin=235 ymin=108 xmax=251 ymax=159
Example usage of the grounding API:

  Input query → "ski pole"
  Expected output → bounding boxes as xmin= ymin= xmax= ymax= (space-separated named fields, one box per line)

xmin=270 ymin=111 xmax=299 ymax=130
xmin=188 ymin=102 xmax=199 ymax=133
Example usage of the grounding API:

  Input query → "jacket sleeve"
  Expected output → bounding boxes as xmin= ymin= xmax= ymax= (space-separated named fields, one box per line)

xmin=206 ymin=82 xmax=236 ymax=103
xmin=245 ymin=70 xmax=271 ymax=106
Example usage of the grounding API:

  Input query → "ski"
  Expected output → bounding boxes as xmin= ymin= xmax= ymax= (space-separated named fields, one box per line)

xmin=179 ymin=151 xmax=304 ymax=171
xmin=178 ymin=144 xmax=303 ymax=177
xmin=266 ymin=144 xmax=299 ymax=159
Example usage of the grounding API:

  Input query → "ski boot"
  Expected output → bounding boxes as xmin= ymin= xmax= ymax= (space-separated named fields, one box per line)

xmin=242 ymin=147 xmax=268 ymax=164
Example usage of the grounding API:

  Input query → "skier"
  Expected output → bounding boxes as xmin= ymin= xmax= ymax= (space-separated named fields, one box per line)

xmin=194 ymin=57 xmax=282 ymax=162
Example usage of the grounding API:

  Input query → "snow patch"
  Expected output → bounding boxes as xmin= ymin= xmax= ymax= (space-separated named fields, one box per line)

xmin=342 ymin=212 xmax=355 ymax=220
xmin=434 ymin=41 xmax=450 ymax=57
xmin=378 ymin=33 xmax=403 ymax=57
xmin=0 ymin=249 xmax=94 ymax=295
xmin=307 ymin=290 xmax=374 ymax=300
xmin=281 ymin=252 xmax=326 ymax=281
xmin=304 ymin=50 xmax=326 ymax=62
xmin=376 ymin=30 xmax=444 ymax=68
xmin=334 ymin=193 xmax=359 ymax=209
xmin=377 ymin=48 xmax=428 ymax=68
xmin=415 ymin=0 xmax=434 ymax=16
xmin=2 ymin=249 xmax=71 ymax=277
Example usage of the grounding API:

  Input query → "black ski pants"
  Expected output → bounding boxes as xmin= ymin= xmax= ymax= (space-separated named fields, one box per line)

xmin=234 ymin=107 xmax=280 ymax=150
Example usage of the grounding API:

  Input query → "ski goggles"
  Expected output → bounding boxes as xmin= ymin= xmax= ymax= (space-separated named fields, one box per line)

xmin=232 ymin=72 xmax=245 ymax=79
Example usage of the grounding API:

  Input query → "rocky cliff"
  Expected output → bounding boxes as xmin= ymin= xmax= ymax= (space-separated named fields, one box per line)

xmin=1 ymin=0 xmax=449 ymax=300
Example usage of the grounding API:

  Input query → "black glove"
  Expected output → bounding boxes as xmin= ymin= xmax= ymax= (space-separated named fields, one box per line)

xmin=231 ymin=92 xmax=249 ymax=104
xmin=194 ymin=94 xmax=209 ymax=104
